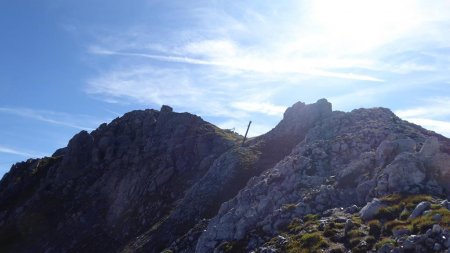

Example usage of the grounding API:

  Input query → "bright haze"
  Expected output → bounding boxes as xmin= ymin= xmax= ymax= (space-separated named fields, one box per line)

xmin=1 ymin=0 xmax=450 ymax=176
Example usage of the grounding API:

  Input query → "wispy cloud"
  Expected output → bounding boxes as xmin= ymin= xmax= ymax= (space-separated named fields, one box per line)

xmin=83 ymin=0 xmax=450 ymax=136
xmin=231 ymin=102 xmax=286 ymax=116
xmin=0 ymin=107 xmax=103 ymax=130
xmin=0 ymin=145 xmax=44 ymax=158
xmin=395 ymin=97 xmax=450 ymax=119
xmin=395 ymin=97 xmax=450 ymax=137
xmin=403 ymin=118 xmax=450 ymax=137
xmin=89 ymin=44 xmax=384 ymax=82
xmin=217 ymin=119 xmax=275 ymax=138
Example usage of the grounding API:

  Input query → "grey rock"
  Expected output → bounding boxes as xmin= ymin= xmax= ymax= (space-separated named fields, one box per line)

xmin=360 ymin=198 xmax=385 ymax=221
xmin=420 ymin=137 xmax=440 ymax=157
xmin=377 ymin=244 xmax=393 ymax=253
xmin=443 ymin=235 xmax=450 ymax=248
xmin=390 ymin=248 xmax=402 ymax=253
xmin=432 ymin=213 xmax=442 ymax=222
xmin=432 ymin=224 xmax=442 ymax=234
xmin=441 ymin=200 xmax=450 ymax=210
xmin=426 ymin=238 xmax=435 ymax=248
xmin=403 ymin=235 xmax=420 ymax=250
xmin=376 ymin=140 xmax=399 ymax=166
xmin=376 ymin=153 xmax=426 ymax=195
xmin=160 ymin=105 xmax=173 ymax=113
xmin=344 ymin=219 xmax=353 ymax=235
xmin=433 ymin=242 xmax=442 ymax=251
xmin=409 ymin=201 xmax=431 ymax=219
xmin=345 ymin=204 xmax=359 ymax=214
xmin=393 ymin=227 xmax=411 ymax=238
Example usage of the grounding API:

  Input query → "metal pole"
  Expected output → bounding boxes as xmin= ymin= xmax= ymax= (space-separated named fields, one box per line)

xmin=242 ymin=121 xmax=252 ymax=146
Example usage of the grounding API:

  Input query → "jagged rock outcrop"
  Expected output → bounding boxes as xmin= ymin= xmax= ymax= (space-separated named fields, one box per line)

xmin=195 ymin=107 xmax=450 ymax=252
xmin=0 ymin=99 xmax=449 ymax=253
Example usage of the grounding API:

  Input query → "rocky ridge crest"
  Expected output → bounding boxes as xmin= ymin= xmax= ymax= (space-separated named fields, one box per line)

xmin=0 ymin=100 xmax=449 ymax=253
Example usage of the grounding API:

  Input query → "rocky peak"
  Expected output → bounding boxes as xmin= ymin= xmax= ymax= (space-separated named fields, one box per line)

xmin=249 ymin=99 xmax=333 ymax=175
xmin=160 ymin=105 xmax=173 ymax=113
xmin=272 ymin=98 xmax=332 ymax=137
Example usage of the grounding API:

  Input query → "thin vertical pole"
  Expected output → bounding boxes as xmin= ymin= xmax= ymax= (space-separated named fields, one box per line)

xmin=242 ymin=121 xmax=252 ymax=146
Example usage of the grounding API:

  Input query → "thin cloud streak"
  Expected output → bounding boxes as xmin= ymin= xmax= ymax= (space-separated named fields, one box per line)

xmin=89 ymin=46 xmax=384 ymax=82
xmin=0 ymin=107 xmax=100 ymax=130
xmin=0 ymin=145 xmax=44 ymax=158
xmin=231 ymin=102 xmax=286 ymax=116
xmin=395 ymin=97 xmax=450 ymax=119
xmin=402 ymin=118 xmax=450 ymax=137
xmin=394 ymin=97 xmax=450 ymax=137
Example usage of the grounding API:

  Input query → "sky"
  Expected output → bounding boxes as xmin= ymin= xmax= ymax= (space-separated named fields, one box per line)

xmin=1 ymin=0 xmax=450 ymax=177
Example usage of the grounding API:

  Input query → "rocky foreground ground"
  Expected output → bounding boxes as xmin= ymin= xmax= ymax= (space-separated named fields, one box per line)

xmin=0 ymin=99 xmax=449 ymax=252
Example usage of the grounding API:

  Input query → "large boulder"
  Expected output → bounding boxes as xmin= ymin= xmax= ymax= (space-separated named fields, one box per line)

xmin=409 ymin=201 xmax=431 ymax=219
xmin=375 ymin=153 xmax=426 ymax=195
xmin=359 ymin=198 xmax=385 ymax=221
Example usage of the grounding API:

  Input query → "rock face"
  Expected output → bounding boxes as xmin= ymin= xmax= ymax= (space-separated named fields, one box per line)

xmin=0 ymin=108 xmax=237 ymax=253
xmin=0 ymin=99 xmax=449 ymax=253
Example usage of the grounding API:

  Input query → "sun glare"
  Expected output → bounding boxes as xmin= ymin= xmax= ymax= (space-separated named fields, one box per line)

xmin=309 ymin=0 xmax=421 ymax=54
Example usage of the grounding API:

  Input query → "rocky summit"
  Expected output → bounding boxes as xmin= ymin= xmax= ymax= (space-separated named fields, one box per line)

xmin=0 ymin=99 xmax=449 ymax=253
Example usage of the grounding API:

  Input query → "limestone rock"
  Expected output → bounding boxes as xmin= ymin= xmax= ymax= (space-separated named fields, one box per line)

xmin=409 ymin=201 xmax=431 ymax=219
xmin=359 ymin=198 xmax=385 ymax=221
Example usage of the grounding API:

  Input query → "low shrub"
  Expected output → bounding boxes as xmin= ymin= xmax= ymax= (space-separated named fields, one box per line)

xmin=287 ymin=232 xmax=328 ymax=253
xmin=287 ymin=218 xmax=304 ymax=233
xmin=383 ymin=220 xmax=409 ymax=235
xmin=375 ymin=205 xmax=403 ymax=220
xmin=329 ymin=246 xmax=345 ymax=253
xmin=365 ymin=235 xmax=376 ymax=246
xmin=347 ymin=229 xmax=365 ymax=239
xmin=399 ymin=209 xmax=410 ymax=220
xmin=374 ymin=237 xmax=396 ymax=250
xmin=304 ymin=214 xmax=320 ymax=221
xmin=368 ymin=220 xmax=381 ymax=238
xmin=349 ymin=237 xmax=361 ymax=247
xmin=380 ymin=194 xmax=402 ymax=204
xmin=403 ymin=195 xmax=433 ymax=205
xmin=323 ymin=227 xmax=338 ymax=237
xmin=282 ymin=203 xmax=297 ymax=212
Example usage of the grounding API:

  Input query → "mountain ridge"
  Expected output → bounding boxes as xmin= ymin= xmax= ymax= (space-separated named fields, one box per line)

xmin=0 ymin=99 xmax=449 ymax=253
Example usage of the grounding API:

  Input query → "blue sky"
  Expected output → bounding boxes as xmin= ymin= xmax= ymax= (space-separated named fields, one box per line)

xmin=1 ymin=0 xmax=450 ymax=177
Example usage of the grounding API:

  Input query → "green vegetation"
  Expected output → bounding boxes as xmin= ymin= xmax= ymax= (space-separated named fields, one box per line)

xmin=286 ymin=232 xmax=328 ymax=253
xmin=217 ymin=241 xmax=236 ymax=252
xmin=410 ymin=207 xmax=450 ymax=233
xmin=350 ymin=216 xmax=362 ymax=227
xmin=368 ymin=220 xmax=381 ymax=238
xmin=287 ymin=218 xmax=304 ymax=234
xmin=213 ymin=126 xmax=242 ymax=142
xmin=304 ymin=214 xmax=320 ymax=221
xmin=323 ymin=224 xmax=338 ymax=237
xmin=399 ymin=208 xmax=410 ymax=220
xmin=375 ymin=237 xmax=396 ymax=250
xmin=383 ymin=219 xmax=409 ymax=235
xmin=346 ymin=229 xmax=365 ymax=239
xmin=329 ymin=246 xmax=345 ymax=253
xmin=282 ymin=203 xmax=297 ymax=212
xmin=365 ymin=235 xmax=376 ymax=245
xmin=32 ymin=156 xmax=61 ymax=175
xmin=375 ymin=205 xmax=403 ymax=220
xmin=261 ymin=194 xmax=449 ymax=253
